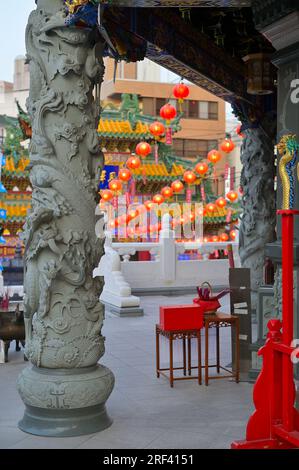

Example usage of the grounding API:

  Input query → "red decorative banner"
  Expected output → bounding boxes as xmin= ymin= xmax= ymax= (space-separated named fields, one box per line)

xmin=200 ymin=185 xmax=206 ymax=202
xmin=125 ymin=191 xmax=131 ymax=206
xmin=142 ymin=166 xmax=147 ymax=185
xmin=186 ymin=188 xmax=192 ymax=203
xmin=226 ymin=208 xmax=232 ymax=223
xmin=130 ymin=179 xmax=136 ymax=197
xmin=230 ymin=166 xmax=235 ymax=190
xmin=224 ymin=163 xmax=229 ymax=180
xmin=112 ymin=196 xmax=118 ymax=209
xmin=166 ymin=127 xmax=172 ymax=145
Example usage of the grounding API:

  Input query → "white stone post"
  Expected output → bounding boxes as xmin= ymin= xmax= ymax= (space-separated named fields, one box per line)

xmin=159 ymin=214 xmax=176 ymax=282
xmin=93 ymin=224 xmax=143 ymax=316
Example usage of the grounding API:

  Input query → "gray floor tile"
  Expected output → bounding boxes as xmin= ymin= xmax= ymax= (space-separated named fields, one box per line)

xmin=0 ymin=293 xmax=253 ymax=449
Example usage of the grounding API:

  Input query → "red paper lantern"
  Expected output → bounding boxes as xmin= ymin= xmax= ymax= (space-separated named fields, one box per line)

xmin=149 ymin=121 xmax=165 ymax=137
xmin=108 ymin=219 xmax=117 ymax=229
xmin=127 ymin=209 xmax=139 ymax=221
xmin=109 ymin=179 xmax=122 ymax=192
xmin=236 ymin=124 xmax=244 ymax=138
xmin=144 ymin=200 xmax=155 ymax=211
xmin=230 ymin=230 xmax=237 ymax=240
xmin=220 ymin=233 xmax=229 ymax=242
xmin=153 ymin=194 xmax=165 ymax=205
xmin=119 ymin=168 xmax=132 ymax=182
xmin=183 ymin=170 xmax=197 ymax=185
xmin=206 ymin=203 xmax=216 ymax=212
xmin=100 ymin=189 xmax=113 ymax=202
xmin=173 ymin=83 xmax=190 ymax=101
xmin=171 ymin=180 xmax=184 ymax=193
xmin=207 ymin=149 xmax=221 ymax=164
xmin=161 ymin=186 xmax=174 ymax=199
xmin=226 ymin=190 xmax=239 ymax=203
xmin=220 ymin=137 xmax=235 ymax=153
xmin=136 ymin=142 xmax=151 ymax=159
xmin=160 ymin=103 xmax=177 ymax=122
xmin=195 ymin=161 xmax=209 ymax=176
xmin=196 ymin=206 xmax=205 ymax=217
xmin=216 ymin=197 xmax=227 ymax=208
xmin=212 ymin=235 xmax=219 ymax=243
xmin=127 ymin=156 xmax=141 ymax=169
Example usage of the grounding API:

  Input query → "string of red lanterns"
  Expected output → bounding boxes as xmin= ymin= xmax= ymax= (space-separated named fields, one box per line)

xmin=149 ymin=121 xmax=165 ymax=164
xmin=100 ymin=81 xmax=240 ymax=243
xmin=160 ymin=103 xmax=177 ymax=145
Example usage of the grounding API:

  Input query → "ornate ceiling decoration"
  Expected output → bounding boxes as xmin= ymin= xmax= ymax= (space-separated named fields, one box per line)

xmin=99 ymin=1 xmax=251 ymax=5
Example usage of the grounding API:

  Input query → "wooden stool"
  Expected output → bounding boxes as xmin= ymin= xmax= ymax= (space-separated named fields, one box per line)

xmin=156 ymin=324 xmax=202 ymax=388
xmin=204 ymin=312 xmax=240 ymax=386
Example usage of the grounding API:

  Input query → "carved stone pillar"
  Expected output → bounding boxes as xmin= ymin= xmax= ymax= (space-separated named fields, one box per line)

xmin=17 ymin=0 xmax=114 ymax=437
xmin=231 ymin=100 xmax=277 ymax=308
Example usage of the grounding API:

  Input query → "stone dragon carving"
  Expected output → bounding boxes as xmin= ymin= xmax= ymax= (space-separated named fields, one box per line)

xmin=21 ymin=2 xmax=106 ymax=370
xmin=238 ymin=125 xmax=276 ymax=306
xmin=17 ymin=2 xmax=114 ymax=429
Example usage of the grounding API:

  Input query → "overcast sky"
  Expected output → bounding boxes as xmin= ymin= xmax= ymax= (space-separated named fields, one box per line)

xmin=0 ymin=0 xmax=36 ymax=82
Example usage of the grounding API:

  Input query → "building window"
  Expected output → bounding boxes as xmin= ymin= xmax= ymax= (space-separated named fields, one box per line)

xmin=208 ymin=102 xmax=218 ymax=120
xmin=188 ymin=100 xmax=199 ymax=118
xmin=142 ymin=97 xmax=155 ymax=115
xmin=156 ymin=98 xmax=166 ymax=116
xmin=198 ymin=101 xmax=218 ymax=120
xmin=173 ymin=139 xmax=219 ymax=159
xmin=198 ymin=101 xmax=209 ymax=119
xmin=154 ymin=99 xmax=218 ymax=120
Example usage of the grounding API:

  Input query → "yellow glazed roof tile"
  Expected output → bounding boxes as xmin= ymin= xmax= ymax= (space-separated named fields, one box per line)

xmin=98 ymin=119 xmax=150 ymax=136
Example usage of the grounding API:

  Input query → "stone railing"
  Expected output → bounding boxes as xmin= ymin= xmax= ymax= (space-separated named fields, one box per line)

xmin=93 ymin=215 xmax=239 ymax=314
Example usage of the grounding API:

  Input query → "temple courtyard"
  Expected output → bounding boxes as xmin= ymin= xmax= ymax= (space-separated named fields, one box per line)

xmin=0 ymin=294 xmax=253 ymax=449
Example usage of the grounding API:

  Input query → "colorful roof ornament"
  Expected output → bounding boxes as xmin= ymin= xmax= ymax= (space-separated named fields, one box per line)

xmin=64 ymin=0 xmax=98 ymax=28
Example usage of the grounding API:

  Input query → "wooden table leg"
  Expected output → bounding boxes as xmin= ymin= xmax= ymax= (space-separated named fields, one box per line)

xmin=235 ymin=318 xmax=240 ymax=383
xmin=156 ymin=326 xmax=160 ymax=378
xmin=188 ymin=336 xmax=191 ymax=376
xmin=169 ymin=333 xmax=174 ymax=388
xmin=205 ymin=321 xmax=209 ymax=386
xmin=216 ymin=324 xmax=220 ymax=374
xmin=197 ymin=331 xmax=202 ymax=385
xmin=183 ymin=336 xmax=186 ymax=376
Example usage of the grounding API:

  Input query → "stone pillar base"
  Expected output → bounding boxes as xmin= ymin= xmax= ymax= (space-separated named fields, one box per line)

xmin=17 ymin=365 xmax=114 ymax=437
xmin=19 ymin=403 xmax=112 ymax=438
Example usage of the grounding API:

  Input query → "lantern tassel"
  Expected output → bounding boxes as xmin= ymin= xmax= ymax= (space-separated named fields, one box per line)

xmin=186 ymin=187 xmax=192 ymax=203
xmin=142 ymin=166 xmax=147 ymax=185
xmin=125 ymin=191 xmax=131 ymax=206
xmin=166 ymin=127 xmax=172 ymax=145
xmin=200 ymin=184 xmax=206 ymax=202
xmin=178 ymin=98 xmax=183 ymax=114
xmin=226 ymin=208 xmax=232 ymax=223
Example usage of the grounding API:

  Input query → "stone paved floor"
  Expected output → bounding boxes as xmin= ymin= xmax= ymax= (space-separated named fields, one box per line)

xmin=0 ymin=294 xmax=253 ymax=449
